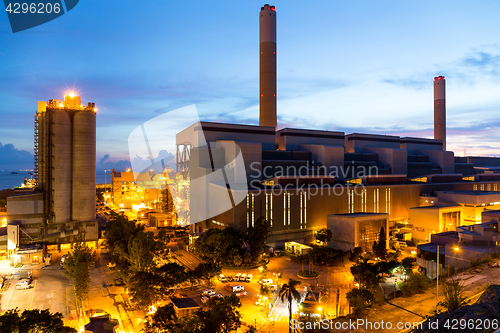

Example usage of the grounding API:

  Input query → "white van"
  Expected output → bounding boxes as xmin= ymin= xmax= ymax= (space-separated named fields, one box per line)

xmin=245 ymin=274 xmax=253 ymax=282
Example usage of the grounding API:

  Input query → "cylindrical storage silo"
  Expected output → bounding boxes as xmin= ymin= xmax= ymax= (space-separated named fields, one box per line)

xmin=51 ymin=108 xmax=72 ymax=223
xmin=72 ymin=109 xmax=96 ymax=222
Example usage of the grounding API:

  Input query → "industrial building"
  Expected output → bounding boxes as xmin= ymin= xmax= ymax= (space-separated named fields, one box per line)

xmin=171 ymin=4 xmax=500 ymax=253
xmin=6 ymin=95 xmax=98 ymax=254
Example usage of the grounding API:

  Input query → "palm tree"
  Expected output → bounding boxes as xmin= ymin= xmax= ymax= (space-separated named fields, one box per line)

xmin=279 ymin=278 xmax=302 ymax=333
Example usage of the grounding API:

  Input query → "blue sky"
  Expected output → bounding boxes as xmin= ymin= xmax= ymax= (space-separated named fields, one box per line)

xmin=1 ymin=0 xmax=500 ymax=170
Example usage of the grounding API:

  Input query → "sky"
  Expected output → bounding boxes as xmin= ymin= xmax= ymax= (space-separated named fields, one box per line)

xmin=1 ymin=0 xmax=500 ymax=171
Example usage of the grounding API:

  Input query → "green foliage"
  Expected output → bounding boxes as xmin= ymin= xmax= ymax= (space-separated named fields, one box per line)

xmin=350 ymin=260 xmax=380 ymax=290
xmin=63 ymin=239 xmax=95 ymax=306
xmin=0 ymin=308 xmax=76 ymax=333
xmin=247 ymin=217 xmax=272 ymax=262
xmin=349 ymin=247 xmax=363 ymax=262
xmin=194 ymin=262 xmax=221 ymax=287
xmin=439 ymin=280 xmax=469 ymax=312
xmin=375 ymin=260 xmax=399 ymax=277
xmin=144 ymin=295 xmax=241 ymax=333
xmin=127 ymin=230 xmax=170 ymax=273
xmin=314 ymin=228 xmax=333 ymax=246
xmin=401 ymin=257 xmax=415 ymax=274
xmin=198 ymin=294 xmax=242 ymax=333
xmin=346 ymin=287 xmax=374 ymax=314
xmin=194 ymin=218 xmax=271 ymax=267
xmin=400 ymin=272 xmax=430 ymax=297
xmin=105 ymin=213 xmax=144 ymax=265
xmin=279 ymin=279 xmax=302 ymax=333
xmin=372 ymin=227 xmax=388 ymax=261
xmin=128 ymin=262 xmax=186 ymax=311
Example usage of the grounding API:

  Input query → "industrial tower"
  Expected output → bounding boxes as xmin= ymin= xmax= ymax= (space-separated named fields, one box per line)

xmin=35 ymin=95 xmax=96 ymax=226
xmin=434 ymin=76 xmax=446 ymax=151
xmin=259 ymin=4 xmax=277 ymax=128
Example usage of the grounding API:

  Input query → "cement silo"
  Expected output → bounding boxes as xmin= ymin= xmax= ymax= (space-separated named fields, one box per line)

xmin=35 ymin=96 xmax=96 ymax=226
xmin=72 ymin=104 xmax=97 ymax=222
xmin=259 ymin=4 xmax=277 ymax=128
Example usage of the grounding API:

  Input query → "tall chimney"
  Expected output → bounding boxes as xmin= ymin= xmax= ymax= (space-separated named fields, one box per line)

xmin=434 ymin=76 xmax=446 ymax=151
xmin=259 ymin=4 xmax=277 ymax=128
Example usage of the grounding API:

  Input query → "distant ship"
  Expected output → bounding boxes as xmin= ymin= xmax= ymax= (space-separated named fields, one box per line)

xmin=10 ymin=172 xmax=18 ymax=174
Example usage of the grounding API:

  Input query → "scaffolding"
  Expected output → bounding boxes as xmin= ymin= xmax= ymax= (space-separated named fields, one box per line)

xmin=34 ymin=113 xmax=39 ymax=185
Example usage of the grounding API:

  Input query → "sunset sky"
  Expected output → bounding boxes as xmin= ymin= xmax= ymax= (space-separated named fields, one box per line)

xmin=1 ymin=0 xmax=500 ymax=170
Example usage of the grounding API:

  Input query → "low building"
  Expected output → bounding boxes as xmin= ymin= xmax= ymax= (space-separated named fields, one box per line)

xmin=171 ymin=297 xmax=200 ymax=317
xmin=327 ymin=213 xmax=389 ymax=252
xmin=284 ymin=241 xmax=312 ymax=255
xmin=84 ymin=315 xmax=119 ymax=333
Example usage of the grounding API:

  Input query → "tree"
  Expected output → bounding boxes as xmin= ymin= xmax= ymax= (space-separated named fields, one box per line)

xmin=346 ymin=288 xmax=375 ymax=314
xmin=195 ymin=262 xmax=221 ymax=287
xmin=400 ymin=272 xmax=429 ymax=297
xmin=0 ymin=308 xmax=76 ymax=333
xmin=439 ymin=280 xmax=469 ymax=312
xmin=373 ymin=227 xmax=388 ymax=260
xmin=143 ymin=303 xmax=178 ymax=333
xmin=127 ymin=230 xmax=170 ymax=273
xmin=279 ymin=278 xmax=302 ymax=333
xmin=247 ymin=217 xmax=272 ymax=263
xmin=350 ymin=259 xmax=380 ymax=290
xmin=401 ymin=257 xmax=415 ymax=274
xmin=105 ymin=213 xmax=144 ymax=265
xmin=197 ymin=295 xmax=242 ymax=333
xmin=349 ymin=247 xmax=363 ymax=262
xmin=314 ymin=228 xmax=332 ymax=246
xmin=63 ymin=239 xmax=95 ymax=307
xmin=194 ymin=229 xmax=237 ymax=264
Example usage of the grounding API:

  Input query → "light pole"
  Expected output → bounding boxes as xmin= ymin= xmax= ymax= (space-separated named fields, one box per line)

xmin=436 ymin=245 xmax=440 ymax=308
xmin=104 ymin=169 xmax=107 ymax=192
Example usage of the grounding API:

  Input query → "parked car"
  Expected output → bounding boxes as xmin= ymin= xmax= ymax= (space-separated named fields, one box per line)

xmin=259 ymin=279 xmax=273 ymax=286
xmin=218 ymin=274 xmax=227 ymax=282
xmin=15 ymin=278 xmax=32 ymax=290
xmin=210 ymin=293 xmax=223 ymax=299
xmin=274 ymin=250 xmax=281 ymax=257
xmin=235 ymin=273 xmax=242 ymax=281
xmin=245 ymin=274 xmax=253 ymax=282
xmin=201 ymin=296 xmax=209 ymax=303
xmin=226 ymin=275 xmax=234 ymax=282
xmin=240 ymin=273 xmax=247 ymax=281
xmin=226 ymin=284 xmax=244 ymax=292
xmin=201 ymin=289 xmax=216 ymax=296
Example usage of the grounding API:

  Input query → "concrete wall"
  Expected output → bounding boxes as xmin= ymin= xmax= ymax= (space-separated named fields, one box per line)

xmin=345 ymin=134 xmax=400 ymax=153
xmin=400 ymin=137 xmax=443 ymax=154
xmin=276 ymin=128 xmax=345 ymax=151
xmin=364 ymin=147 xmax=407 ymax=175
xmin=299 ymin=144 xmax=345 ymax=179
xmin=416 ymin=149 xmax=455 ymax=174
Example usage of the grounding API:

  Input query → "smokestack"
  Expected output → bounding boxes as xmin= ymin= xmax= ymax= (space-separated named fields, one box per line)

xmin=259 ymin=4 xmax=277 ymax=128
xmin=434 ymin=76 xmax=446 ymax=151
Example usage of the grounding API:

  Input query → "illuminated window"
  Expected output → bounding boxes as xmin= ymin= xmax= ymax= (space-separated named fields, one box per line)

xmin=374 ymin=189 xmax=379 ymax=213
xmin=251 ymin=194 xmax=255 ymax=227
xmin=284 ymin=193 xmax=287 ymax=226
xmin=481 ymin=184 xmax=485 ymax=191
xmin=300 ymin=191 xmax=307 ymax=229
xmin=487 ymin=184 xmax=492 ymax=191
xmin=362 ymin=189 xmax=367 ymax=212
xmin=495 ymin=184 xmax=498 ymax=192
xmin=385 ymin=188 xmax=391 ymax=215
xmin=246 ymin=194 xmax=250 ymax=228
xmin=473 ymin=184 xmax=478 ymax=191
xmin=287 ymin=193 xmax=291 ymax=226
xmin=349 ymin=189 xmax=355 ymax=213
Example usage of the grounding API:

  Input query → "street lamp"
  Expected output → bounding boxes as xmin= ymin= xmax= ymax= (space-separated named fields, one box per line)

xmin=436 ymin=245 xmax=440 ymax=308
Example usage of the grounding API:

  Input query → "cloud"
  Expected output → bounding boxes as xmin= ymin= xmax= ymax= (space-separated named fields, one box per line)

xmin=0 ymin=143 xmax=34 ymax=171
xmin=96 ymin=154 xmax=131 ymax=172
xmin=380 ymin=78 xmax=429 ymax=90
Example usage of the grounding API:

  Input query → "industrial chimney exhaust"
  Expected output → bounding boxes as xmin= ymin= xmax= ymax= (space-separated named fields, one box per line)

xmin=259 ymin=4 xmax=277 ymax=128
xmin=434 ymin=76 xmax=446 ymax=151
